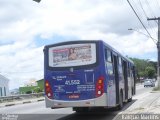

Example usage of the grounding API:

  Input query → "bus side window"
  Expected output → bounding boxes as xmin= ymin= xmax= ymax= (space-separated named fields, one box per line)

xmin=107 ymin=50 xmax=112 ymax=62
xmin=128 ymin=63 xmax=131 ymax=77
xmin=105 ymin=49 xmax=112 ymax=62
xmin=131 ymin=66 xmax=133 ymax=78
xmin=105 ymin=49 xmax=113 ymax=75
xmin=118 ymin=57 xmax=123 ymax=74
xmin=105 ymin=49 xmax=107 ymax=61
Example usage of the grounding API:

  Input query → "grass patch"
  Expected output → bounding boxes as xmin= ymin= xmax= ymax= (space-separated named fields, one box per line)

xmin=153 ymin=87 xmax=160 ymax=91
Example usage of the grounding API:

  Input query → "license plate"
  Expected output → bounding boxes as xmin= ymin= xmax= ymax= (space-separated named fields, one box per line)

xmin=69 ymin=94 xmax=80 ymax=99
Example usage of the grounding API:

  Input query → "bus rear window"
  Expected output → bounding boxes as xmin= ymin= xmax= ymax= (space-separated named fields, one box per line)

xmin=48 ymin=43 xmax=96 ymax=67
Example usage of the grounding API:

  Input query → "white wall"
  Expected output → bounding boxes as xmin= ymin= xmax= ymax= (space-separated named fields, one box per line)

xmin=0 ymin=75 xmax=9 ymax=97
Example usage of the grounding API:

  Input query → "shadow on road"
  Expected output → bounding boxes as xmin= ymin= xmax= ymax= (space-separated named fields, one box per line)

xmin=57 ymin=99 xmax=137 ymax=120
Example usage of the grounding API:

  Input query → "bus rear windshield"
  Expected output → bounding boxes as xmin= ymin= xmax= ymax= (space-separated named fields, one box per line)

xmin=48 ymin=43 xmax=96 ymax=67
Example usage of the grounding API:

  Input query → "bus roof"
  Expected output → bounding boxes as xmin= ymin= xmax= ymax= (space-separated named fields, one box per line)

xmin=44 ymin=40 xmax=134 ymax=65
xmin=101 ymin=40 xmax=134 ymax=65
xmin=44 ymin=40 xmax=100 ymax=48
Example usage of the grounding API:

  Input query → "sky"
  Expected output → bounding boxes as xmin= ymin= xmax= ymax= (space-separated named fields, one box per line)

xmin=0 ymin=0 xmax=159 ymax=90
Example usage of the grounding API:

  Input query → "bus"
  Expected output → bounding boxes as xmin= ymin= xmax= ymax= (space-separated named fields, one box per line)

xmin=44 ymin=40 xmax=136 ymax=112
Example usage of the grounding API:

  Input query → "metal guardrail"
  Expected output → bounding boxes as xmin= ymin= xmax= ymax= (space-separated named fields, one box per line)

xmin=0 ymin=92 xmax=44 ymax=103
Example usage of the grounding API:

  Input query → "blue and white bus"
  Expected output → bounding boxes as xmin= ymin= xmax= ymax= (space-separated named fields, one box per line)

xmin=44 ymin=40 xmax=136 ymax=112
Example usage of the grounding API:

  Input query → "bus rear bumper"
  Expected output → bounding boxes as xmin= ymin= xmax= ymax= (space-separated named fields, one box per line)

xmin=45 ymin=94 xmax=108 ymax=108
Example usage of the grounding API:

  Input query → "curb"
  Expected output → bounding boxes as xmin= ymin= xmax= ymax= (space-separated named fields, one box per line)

xmin=0 ymin=98 xmax=45 ymax=108
xmin=23 ymin=101 xmax=31 ymax=104
xmin=150 ymin=91 xmax=160 ymax=93
xmin=5 ymin=104 xmax=15 ymax=107
xmin=37 ymin=99 xmax=45 ymax=102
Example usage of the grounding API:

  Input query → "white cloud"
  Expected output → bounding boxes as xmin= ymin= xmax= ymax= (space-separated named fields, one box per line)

xmin=0 ymin=46 xmax=44 ymax=89
xmin=0 ymin=0 xmax=159 ymax=89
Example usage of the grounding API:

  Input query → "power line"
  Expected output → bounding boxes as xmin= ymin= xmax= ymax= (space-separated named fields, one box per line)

xmin=131 ymin=0 xmax=156 ymax=38
xmin=128 ymin=28 xmax=158 ymax=42
xmin=147 ymin=21 xmax=157 ymax=37
xmin=138 ymin=0 xmax=157 ymax=35
xmin=144 ymin=0 xmax=159 ymax=37
xmin=136 ymin=0 xmax=157 ymax=36
xmin=153 ymin=0 xmax=160 ymax=13
xmin=131 ymin=0 xmax=146 ymax=21
xmin=145 ymin=0 xmax=158 ymax=24
xmin=155 ymin=0 xmax=160 ymax=12
xmin=137 ymin=0 xmax=157 ymax=36
xmin=138 ymin=0 xmax=147 ymax=18
xmin=127 ymin=0 xmax=157 ymax=44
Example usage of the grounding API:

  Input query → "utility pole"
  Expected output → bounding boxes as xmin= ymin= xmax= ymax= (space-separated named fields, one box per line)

xmin=147 ymin=17 xmax=160 ymax=88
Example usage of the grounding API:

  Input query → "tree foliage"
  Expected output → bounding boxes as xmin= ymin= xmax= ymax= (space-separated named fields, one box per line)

xmin=130 ymin=58 xmax=156 ymax=80
xmin=145 ymin=66 xmax=156 ymax=78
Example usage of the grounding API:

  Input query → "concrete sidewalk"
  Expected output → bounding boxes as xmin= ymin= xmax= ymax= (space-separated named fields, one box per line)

xmin=0 ymin=97 xmax=45 ymax=108
xmin=127 ymin=92 xmax=160 ymax=114
xmin=113 ymin=91 xmax=160 ymax=120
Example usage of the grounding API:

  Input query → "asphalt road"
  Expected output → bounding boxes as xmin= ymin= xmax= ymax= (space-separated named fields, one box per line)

xmin=0 ymin=84 xmax=154 ymax=120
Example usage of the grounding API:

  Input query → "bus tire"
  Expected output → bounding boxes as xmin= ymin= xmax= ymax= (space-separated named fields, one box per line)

xmin=118 ymin=92 xmax=123 ymax=110
xmin=128 ymin=97 xmax=132 ymax=102
xmin=73 ymin=107 xmax=89 ymax=113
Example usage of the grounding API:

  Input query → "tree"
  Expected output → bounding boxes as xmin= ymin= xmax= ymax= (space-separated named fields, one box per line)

xmin=138 ymin=71 xmax=146 ymax=78
xmin=130 ymin=58 xmax=157 ymax=80
xmin=145 ymin=66 xmax=156 ymax=78
xmin=34 ymin=87 xmax=42 ymax=93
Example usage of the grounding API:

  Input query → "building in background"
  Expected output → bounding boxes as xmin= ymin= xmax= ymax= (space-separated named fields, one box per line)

xmin=24 ymin=79 xmax=37 ymax=87
xmin=10 ymin=88 xmax=19 ymax=95
xmin=19 ymin=79 xmax=44 ymax=94
xmin=0 ymin=74 xmax=9 ymax=97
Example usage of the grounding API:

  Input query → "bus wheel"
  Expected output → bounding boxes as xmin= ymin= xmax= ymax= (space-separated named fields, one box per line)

xmin=73 ymin=107 xmax=89 ymax=113
xmin=118 ymin=92 xmax=123 ymax=110
xmin=128 ymin=97 xmax=132 ymax=102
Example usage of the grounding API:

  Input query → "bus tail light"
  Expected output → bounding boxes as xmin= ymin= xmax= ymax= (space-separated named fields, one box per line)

xmin=96 ymin=76 xmax=104 ymax=97
xmin=45 ymin=80 xmax=53 ymax=99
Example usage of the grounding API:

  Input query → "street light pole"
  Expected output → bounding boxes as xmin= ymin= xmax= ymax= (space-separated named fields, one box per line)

xmin=128 ymin=28 xmax=157 ymax=42
xmin=147 ymin=17 xmax=160 ymax=88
